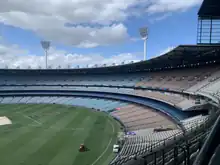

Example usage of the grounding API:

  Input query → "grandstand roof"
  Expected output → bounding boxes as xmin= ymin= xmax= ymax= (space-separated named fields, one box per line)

xmin=0 ymin=45 xmax=220 ymax=75
xmin=198 ymin=0 xmax=220 ymax=18
xmin=147 ymin=45 xmax=220 ymax=65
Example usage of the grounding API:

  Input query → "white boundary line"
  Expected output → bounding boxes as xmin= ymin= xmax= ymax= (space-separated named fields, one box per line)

xmin=91 ymin=118 xmax=115 ymax=165
xmin=16 ymin=111 xmax=42 ymax=125
xmin=14 ymin=108 xmax=115 ymax=165
xmin=23 ymin=114 xmax=42 ymax=125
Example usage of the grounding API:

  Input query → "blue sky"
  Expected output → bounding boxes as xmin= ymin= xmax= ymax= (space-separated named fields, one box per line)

xmin=0 ymin=0 xmax=203 ymax=68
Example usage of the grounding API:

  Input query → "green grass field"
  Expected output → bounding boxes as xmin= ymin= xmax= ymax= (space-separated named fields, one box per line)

xmin=0 ymin=104 xmax=120 ymax=165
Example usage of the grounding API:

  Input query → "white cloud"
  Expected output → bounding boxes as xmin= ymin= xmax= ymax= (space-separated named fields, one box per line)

xmin=0 ymin=11 xmax=129 ymax=48
xmin=146 ymin=0 xmax=202 ymax=14
xmin=0 ymin=43 xmax=141 ymax=69
xmin=159 ymin=46 xmax=176 ymax=55
xmin=0 ymin=0 xmax=202 ymax=47
xmin=149 ymin=46 xmax=176 ymax=59
xmin=149 ymin=13 xmax=173 ymax=23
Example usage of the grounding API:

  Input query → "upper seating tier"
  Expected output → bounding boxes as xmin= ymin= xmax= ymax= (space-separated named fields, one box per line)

xmin=0 ymin=64 xmax=220 ymax=109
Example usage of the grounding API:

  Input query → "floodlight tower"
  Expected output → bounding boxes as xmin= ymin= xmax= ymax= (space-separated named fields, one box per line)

xmin=139 ymin=27 xmax=148 ymax=61
xmin=41 ymin=41 xmax=50 ymax=69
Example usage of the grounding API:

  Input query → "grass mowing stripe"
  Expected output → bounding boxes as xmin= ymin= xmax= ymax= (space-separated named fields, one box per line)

xmin=0 ymin=104 xmax=21 ymax=111
xmin=16 ymin=104 xmax=52 ymax=114
xmin=11 ymin=104 xmax=72 ymax=126
xmin=2 ymin=109 xmax=81 ymax=165
xmin=0 ymin=104 xmax=30 ymax=115
xmin=22 ymin=114 xmax=42 ymax=125
xmin=0 ymin=105 xmax=74 ymax=151
xmin=0 ymin=104 xmax=62 ymax=137
xmin=21 ymin=104 xmax=68 ymax=115
xmin=0 ymin=104 xmax=49 ymax=121
xmin=0 ymin=106 xmax=79 ymax=165
xmin=0 ymin=104 xmax=40 ymax=114
xmin=17 ymin=104 xmax=71 ymax=124
xmin=0 ymin=104 xmax=64 ymax=116
xmin=0 ymin=104 xmax=121 ymax=165
xmin=46 ymin=109 xmax=100 ymax=165
xmin=0 ymin=105 xmax=41 ymax=136
xmin=16 ymin=109 xmax=83 ymax=165
xmin=101 ymin=117 xmax=121 ymax=165
xmin=47 ymin=114 xmax=95 ymax=165
xmin=92 ymin=117 xmax=120 ymax=165
xmin=72 ymin=114 xmax=110 ymax=165
xmin=90 ymin=117 xmax=114 ymax=165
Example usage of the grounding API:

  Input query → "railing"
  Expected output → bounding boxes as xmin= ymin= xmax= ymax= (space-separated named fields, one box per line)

xmin=110 ymin=111 xmax=218 ymax=165
xmin=142 ymin=131 xmax=209 ymax=165
xmin=0 ymin=84 xmax=194 ymax=97
xmin=193 ymin=113 xmax=220 ymax=165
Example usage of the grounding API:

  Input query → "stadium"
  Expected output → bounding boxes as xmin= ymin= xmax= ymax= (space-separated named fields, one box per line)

xmin=0 ymin=0 xmax=220 ymax=165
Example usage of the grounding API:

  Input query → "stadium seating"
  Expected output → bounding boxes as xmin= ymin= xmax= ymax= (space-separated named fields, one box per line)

xmin=187 ymin=69 xmax=220 ymax=92
xmin=199 ymin=79 xmax=220 ymax=96
xmin=0 ymin=84 xmax=199 ymax=110
xmin=135 ymin=66 xmax=219 ymax=91
xmin=0 ymin=96 xmax=129 ymax=112
xmin=111 ymin=104 xmax=176 ymax=131
xmin=180 ymin=115 xmax=209 ymax=130
xmin=1 ymin=65 xmax=219 ymax=111
xmin=1 ymin=0 xmax=220 ymax=163
xmin=0 ymin=51 xmax=219 ymax=165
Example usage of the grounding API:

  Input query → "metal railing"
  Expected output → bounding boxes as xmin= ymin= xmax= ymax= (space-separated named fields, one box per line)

xmin=110 ymin=111 xmax=219 ymax=165
xmin=193 ymin=113 xmax=220 ymax=165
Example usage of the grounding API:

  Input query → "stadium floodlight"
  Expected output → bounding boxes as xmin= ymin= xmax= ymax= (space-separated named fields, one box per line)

xmin=41 ymin=41 xmax=50 ymax=69
xmin=139 ymin=27 xmax=148 ymax=61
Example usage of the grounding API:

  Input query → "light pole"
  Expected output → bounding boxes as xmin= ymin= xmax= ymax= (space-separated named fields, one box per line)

xmin=41 ymin=41 xmax=50 ymax=69
xmin=139 ymin=27 xmax=148 ymax=61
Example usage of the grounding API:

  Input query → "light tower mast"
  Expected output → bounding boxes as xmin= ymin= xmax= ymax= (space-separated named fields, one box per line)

xmin=139 ymin=27 xmax=148 ymax=61
xmin=41 ymin=41 xmax=50 ymax=69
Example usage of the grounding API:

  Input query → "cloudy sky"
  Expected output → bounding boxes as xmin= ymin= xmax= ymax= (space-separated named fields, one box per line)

xmin=0 ymin=0 xmax=203 ymax=69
